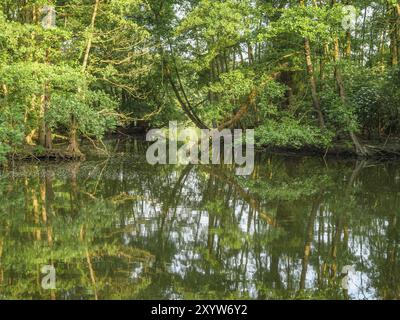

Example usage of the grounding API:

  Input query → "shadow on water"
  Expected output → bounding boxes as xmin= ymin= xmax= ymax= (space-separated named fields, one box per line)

xmin=0 ymin=138 xmax=400 ymax=300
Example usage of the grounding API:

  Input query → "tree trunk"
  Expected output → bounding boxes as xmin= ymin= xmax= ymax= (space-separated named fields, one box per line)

xmin=300 ymin=0 xmax=325 ymax=128
xmin=360 ymin=7 xmax=367 ymax=64
xmin=67 ymin=0 xmax=100 ymax=155
xmin=45 ymin=123 xmax=52 ymax=149
xmin=345 ymin=31 xmax=352 ymax=58
xmin=40 ymin=43 xmax=53 ymax=149
xmin=247 ymin=43 xmax=254 ymax=64
xmin=390 ymin=3 xmax=399 ymax=66
xmin=44 ymin=84 xmax=52 ymax=149
xmin=82 ymin=0 xmax=100 ymax=71
xmin=344 ymin=1 xmax=352 ymax=58
xmin=67 ymin=116 xmax=83 ymax=157
xmin=333 ymin=38 xmax=369 ymax=156
xmin=304 ymin=38 xmax=325 ymax=128
xmin=39 ymin=87 xmax=52 ymax=149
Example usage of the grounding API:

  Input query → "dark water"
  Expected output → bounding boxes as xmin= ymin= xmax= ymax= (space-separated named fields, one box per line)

xmin=0 ymin=138 xmax=399 ymax=300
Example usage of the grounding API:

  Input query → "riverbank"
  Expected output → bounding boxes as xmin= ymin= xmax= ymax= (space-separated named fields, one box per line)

xmin=259 ymin=138 xmax=400 ymax=160
xmin=3 ymin=135 xmax=400 ymax=166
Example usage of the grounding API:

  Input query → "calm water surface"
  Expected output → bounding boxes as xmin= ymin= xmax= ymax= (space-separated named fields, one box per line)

xmin=0 ymin=139 xmax=399 ymax=300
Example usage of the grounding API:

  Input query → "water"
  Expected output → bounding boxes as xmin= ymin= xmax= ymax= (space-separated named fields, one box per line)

xmin=0 ymin=138 xmax=399 ymax=300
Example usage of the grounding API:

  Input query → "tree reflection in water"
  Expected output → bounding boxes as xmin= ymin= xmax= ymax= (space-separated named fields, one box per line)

xmin=0 ymin=139 xmax=399 ymax=300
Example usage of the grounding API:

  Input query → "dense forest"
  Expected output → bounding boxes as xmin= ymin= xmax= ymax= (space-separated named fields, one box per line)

xmin=0 ymin=0 xmax=400 ymax=163
xmin=1 ymin=1 xmax=400 ymax=301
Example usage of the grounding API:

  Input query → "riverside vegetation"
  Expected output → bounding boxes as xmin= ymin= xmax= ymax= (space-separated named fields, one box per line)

xmin=1 ymin=1 xmax=400 ymax=301
xmin=0 ymin=0 xmax=400 ymax=163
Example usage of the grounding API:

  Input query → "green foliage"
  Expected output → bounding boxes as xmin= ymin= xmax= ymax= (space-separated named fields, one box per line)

xmin=2 ymin=0 xmax=400 ymax=157
xmin=264 ymin=5 xmax=342 ymax=43
xmin=343 ymin=64 xmax=400 ymax=137
xmin=255 ymin=117 xmax=332 ymax=148
xmin=255 ymin=80 xmax=332 ymax=148
xmin=0 ymin=125 xmax=13 ymax=162
xmin=176 ymin=0 xmax=253 ymax=67
xmin=0 ymin=1 xmax=152 ymax=160
xmin=321 ymin=87 xmax=360 ymax=134
xmin=47 ymin=68 xmax=119 ymax=138
xmin=0 ymin=62 xmax=119 ymax=152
